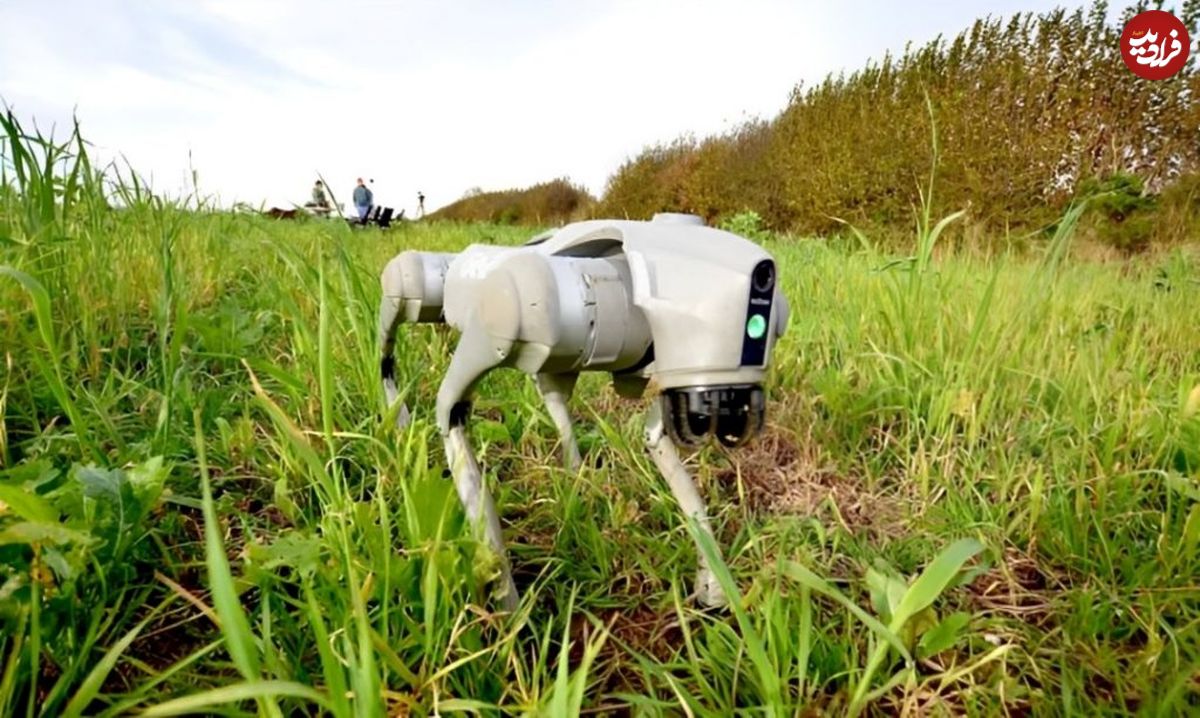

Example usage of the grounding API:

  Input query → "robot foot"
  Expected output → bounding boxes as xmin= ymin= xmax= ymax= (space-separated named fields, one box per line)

xmin=694 ymin=568 xmax=728 ymax=609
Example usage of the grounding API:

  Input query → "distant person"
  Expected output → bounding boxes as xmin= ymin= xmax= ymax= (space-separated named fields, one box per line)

xmin=353 ymin=177 xmax=373 ymax=220
xmin=311 ymin=180 xmax=328 ymax=207
xmin=417 ymin=191 xmax=426 ymax=218
xmin=304 ymin=179 xmax=331 ymax=215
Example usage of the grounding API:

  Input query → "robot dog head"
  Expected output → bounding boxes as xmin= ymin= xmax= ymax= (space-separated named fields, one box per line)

xmin=522 ymin=213 xmax=789 ymax=448
xmin=628 ymin=214 xmax=786 ymax=448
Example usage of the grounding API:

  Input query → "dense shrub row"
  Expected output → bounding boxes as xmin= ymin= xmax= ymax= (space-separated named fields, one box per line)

xmin=597 ymin=1 xmax=1200 ymax=248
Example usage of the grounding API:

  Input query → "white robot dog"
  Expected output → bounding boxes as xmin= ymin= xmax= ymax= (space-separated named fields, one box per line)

xmin=379 ymin=213 xmax=789 ymax=610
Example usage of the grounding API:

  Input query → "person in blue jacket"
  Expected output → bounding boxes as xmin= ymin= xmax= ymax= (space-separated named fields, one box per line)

xmin=353 ymin=178 xmax=373 ymax=220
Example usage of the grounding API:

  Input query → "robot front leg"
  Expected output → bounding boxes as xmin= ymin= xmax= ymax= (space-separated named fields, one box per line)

xmin=443 ymin=424 xmax=518 ymax=611
xmin=379 ymin=294 xmax=412 ymax=429
xmin=436 ymin=318 xmax=519 ymax=611
xmin=535 ymin=373 xmax=581 ymax=471
xmin=644 ymin=401 xmax=728 ymax=608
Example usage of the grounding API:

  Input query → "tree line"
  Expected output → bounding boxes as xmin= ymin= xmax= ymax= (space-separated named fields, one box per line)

xmin=595 ymin=1 xmax=1200 ymax=250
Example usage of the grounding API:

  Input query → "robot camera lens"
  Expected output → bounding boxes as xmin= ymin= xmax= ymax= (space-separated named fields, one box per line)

xmin=715 ymin=385 xmax=766 ymax=447
xmin=663 ymin=391 xmax=714 ymax=447
xmin=716 ymin=411 xmax=749 ymax=447
xmin=685 ymin=408 xmax=714 ymax=439
xmin=752 ymin=262 xmax=775 ymax=294
xmin=663 ymin=385 xmax=767 ymax=448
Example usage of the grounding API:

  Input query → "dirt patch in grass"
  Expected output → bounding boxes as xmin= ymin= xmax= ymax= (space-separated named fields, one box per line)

xmin=966 ymin=545 xmax=1064 ymax=628
xmin=123 ymin=605 xmax=214 ymax=674
xmin=566 ymin=601 xmax=685 ymax=709
xmin=105 ymin=576 xmax=220 ymax=696
xmin=716 ymin=425 xmax=909 ymax=538
xmin=879 ymin=683 xmax=1033 ymax=718
xmin=601 ymin=603 xmax=684 ymax=665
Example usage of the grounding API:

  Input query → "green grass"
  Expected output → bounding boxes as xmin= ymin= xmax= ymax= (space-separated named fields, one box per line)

xmin=2 ymin=112 xmax=1200 ymax=716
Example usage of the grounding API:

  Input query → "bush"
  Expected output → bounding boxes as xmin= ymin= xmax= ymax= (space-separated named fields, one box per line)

xmin=1077 ymin=173 xmax=1156 ymax=253
xmin=596 ymin=1 xmax=1200 ymax=249
xmin=1154 ymin=172 xmax=1200 ymax=245
xmin=427 ymin=178 xmax=595 ymax=226
xmin=720 ymin=210 xmax=771 ymax=242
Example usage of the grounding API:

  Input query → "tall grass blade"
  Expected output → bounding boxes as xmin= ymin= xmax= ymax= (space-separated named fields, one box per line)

xmin=781 ymin=561 xmax=909 ymax=659
xmin=138 ymin=681 xmax=331 ymax=717
xmin=690 ymin=519 xmax=783 ymax=714
xmin=60 ymin=600 xmax=171 ymax=718
xmin=0 ymin=266 xmax=97 ymax=460
xmin=192 ymin=409 xmax=283 ymax=717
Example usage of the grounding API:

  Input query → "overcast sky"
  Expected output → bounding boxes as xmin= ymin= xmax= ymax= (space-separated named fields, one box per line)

xmin=2 ymin=0 xmax=1093 ymax=216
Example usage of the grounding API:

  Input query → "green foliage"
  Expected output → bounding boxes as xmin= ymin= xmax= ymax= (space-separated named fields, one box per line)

xmin=1078 ymin=172 xmax=1157 ymax=253
xmin=0 ymin=457 xmax=167 ymax=717
xmin=0 ymin=107 xmax=108 ymax=243
xmin=427 ymin=177 xmax=595 ymax=226
xmin=852 ymin=538 xmax=984 ymax=713
xmin=0 ymin=458 xmax=168 ymax=615
xmin=1153 ymin=170 xmax=1200 ymax=244
xmin=597 ymin=1 xmax=1200 ymax=250
xmin=1079 ymin=173 xmax=1152 ymax=221
xmin=719 ymin=209 xmax=770 ymax=242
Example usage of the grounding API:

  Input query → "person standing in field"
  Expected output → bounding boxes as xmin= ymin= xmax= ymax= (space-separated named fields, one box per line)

xmin=417 ymin=191 xmax=425 ymax=218
xmin=353 ymin=177 xmax=373 ymax=220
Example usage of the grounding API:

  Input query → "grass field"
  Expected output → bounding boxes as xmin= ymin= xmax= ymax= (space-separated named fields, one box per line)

xmin=3 ymin=126 xmax=1200 ymax=716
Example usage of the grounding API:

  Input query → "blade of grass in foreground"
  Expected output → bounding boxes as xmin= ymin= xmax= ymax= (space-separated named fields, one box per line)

xmin=60 ymin=598 xmax=173 ymax=718
xmin=691 ymin=518 xmax=783 ymax=715
xmin=138 ymin=681 xmax=331 ymax=717
xmin=318 ymin=249 xmax=335 ymax=449
xmin=0 ymin=609 xmax=28 ymax=718
xmin=544 ymin=588 xmax=609 ymax=717
xmin=781 ymin=561 xmax=909 ymax=660
xmin=0 ymin=266 xmax=99 ymax=462
xmin=193 ymin=408 xmax=285 ymax=718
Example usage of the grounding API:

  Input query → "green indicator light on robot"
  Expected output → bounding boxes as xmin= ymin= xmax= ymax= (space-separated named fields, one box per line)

xmin=747 ymin=314 xmax=766 ymax=339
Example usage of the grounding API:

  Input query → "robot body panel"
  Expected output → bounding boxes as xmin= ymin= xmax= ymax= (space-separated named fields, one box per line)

xmin=443 ymin=244 xmax=524 ymax=329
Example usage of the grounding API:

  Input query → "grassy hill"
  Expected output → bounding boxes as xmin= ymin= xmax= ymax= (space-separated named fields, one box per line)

xmin=426 ymin=178 xmax=595 ymax=226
